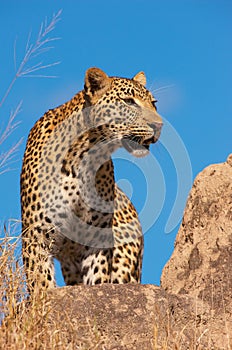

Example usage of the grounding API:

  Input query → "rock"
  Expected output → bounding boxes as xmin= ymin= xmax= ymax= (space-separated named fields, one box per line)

xmin=161 ymin=154 xmax=232 ymax=348
xmin=46 ymin=284 xmax=212 ymax=350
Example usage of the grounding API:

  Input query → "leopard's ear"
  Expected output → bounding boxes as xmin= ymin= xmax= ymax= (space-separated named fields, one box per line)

xmin=84 ymin=67 xmax=110 ymax=95
xmin=132 ymin=71 xmax=146 ymax=86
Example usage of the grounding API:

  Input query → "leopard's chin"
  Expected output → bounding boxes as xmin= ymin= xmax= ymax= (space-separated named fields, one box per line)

xmin=121 ymin=138 xmax=150 ymax=158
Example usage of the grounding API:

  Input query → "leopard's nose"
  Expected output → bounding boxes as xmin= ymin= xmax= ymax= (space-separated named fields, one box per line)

xmin=148 ymin=121 xmax=163 ymax=134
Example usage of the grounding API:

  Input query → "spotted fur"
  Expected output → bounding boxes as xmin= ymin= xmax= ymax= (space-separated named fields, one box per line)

xmin=20 ymin=68 xmax=162 ymax=291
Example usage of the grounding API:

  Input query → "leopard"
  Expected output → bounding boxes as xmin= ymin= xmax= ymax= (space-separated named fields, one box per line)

xmin=20 ymin=67 xmax=163 ymax=291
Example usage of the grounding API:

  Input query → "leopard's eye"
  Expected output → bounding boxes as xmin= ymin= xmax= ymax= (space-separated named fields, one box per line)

xmin=123 ymin=98 xmax=137 ymax=106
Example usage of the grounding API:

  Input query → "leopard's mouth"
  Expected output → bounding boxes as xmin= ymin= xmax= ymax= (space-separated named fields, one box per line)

xmin=122 ymin=123 xmax=162 ymax=158
xmin=122 ymin=137 xmax=151 ymax=158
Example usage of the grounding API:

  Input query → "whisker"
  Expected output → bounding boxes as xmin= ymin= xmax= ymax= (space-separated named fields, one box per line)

xmin=153 ymin=84 xmax=175 ymax=94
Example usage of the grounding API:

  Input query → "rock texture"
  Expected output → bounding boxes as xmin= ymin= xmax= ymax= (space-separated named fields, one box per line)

xmin=161 ymin=154 xmax=232 ymax=348
xmin=39 ymin=155 xmax=231 ymax=349
xmin=161 ymin=154 xmax=232 ymax=299
xmin=46 ymin=284 xmax=211 ymax=350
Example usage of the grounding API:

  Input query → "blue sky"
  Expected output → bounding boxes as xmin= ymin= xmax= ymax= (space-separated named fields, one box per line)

xmin=0 ymin=1 xmax=231 ymax=285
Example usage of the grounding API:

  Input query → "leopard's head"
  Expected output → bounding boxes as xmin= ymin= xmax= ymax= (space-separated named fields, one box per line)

xmin=84 ymin=67 xmax=163 ymax=158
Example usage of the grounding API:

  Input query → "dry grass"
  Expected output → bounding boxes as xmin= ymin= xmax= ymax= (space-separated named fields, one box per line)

xmin=0 ymin=10 xmax=62 ymax=175
xmin=0 ymin=229 xmax=105 ymax=349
